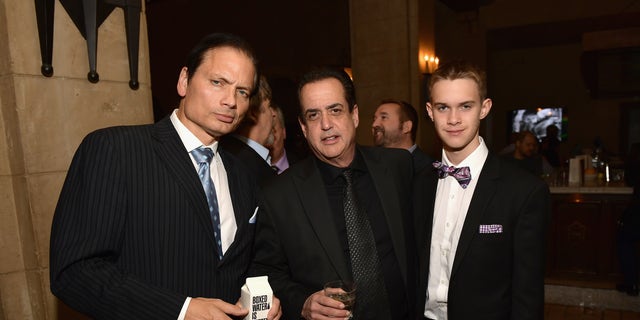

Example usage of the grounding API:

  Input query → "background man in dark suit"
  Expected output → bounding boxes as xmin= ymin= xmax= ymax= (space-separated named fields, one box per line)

xmin=372 ymin=98 xmax=433 ymax=173
xmin=268 ymin=103 xmax=300 ymax=174
xmin=251 ymin=68 xmax=416 ymax=319
xmin=220 ymin=74 xmax=278 ymax=187
xmin=50 ymin=33 xmax=281 ymax=320
xmin=415 ymin=60 xmax=549 ymax=320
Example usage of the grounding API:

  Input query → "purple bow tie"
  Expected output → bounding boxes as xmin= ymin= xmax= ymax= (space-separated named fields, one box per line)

xmin=433 ymin=161 xmax=472 ymax=189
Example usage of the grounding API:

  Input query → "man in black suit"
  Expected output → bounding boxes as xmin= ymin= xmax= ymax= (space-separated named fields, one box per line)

xmin=50 ymin=33 xmax=281 ymax=320
xmin=372 ymin=98 xmax=434 ymax=173
xmin=415 ymin=60 xmax=549 ymax=320
xmin=251 ymin=68 xmax=416 ymax=319
xmin=220 ymin=74 xmax=278 ymax=187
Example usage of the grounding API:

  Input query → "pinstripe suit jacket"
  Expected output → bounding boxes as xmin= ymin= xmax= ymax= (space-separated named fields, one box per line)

xmin=50 ymin=116 xmax=260 ymax=319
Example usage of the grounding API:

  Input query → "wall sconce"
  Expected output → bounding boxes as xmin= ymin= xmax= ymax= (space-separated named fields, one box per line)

xmin=424 ymin=54 xmax=439 ymax=74
xmin=343 ymin=67 xmax=353 ymax=80
xmin=34 ymin=0 xmax=142 ymax=90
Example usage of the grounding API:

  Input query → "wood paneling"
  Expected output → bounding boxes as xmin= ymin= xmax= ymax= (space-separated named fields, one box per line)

xmin=546 ymin=193 xmax=632 ymax=288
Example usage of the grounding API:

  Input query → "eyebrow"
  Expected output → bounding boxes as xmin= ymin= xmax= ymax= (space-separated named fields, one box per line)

xmin=215 ymin=74 xmax=253 ymax=92
xmin=304 ymin=103 xmax=343 ymax=115
xmin=433 ymin=100 xmax=476 ymax=107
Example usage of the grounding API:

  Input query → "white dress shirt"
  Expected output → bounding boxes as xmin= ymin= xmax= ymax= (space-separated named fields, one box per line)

xmin=170 ymin=110 xmax=238 ymax=320
xmin=424 ymin=137 xmax=488 ymax=320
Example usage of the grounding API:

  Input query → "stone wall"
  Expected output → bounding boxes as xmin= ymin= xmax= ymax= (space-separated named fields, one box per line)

xmin=0 ymin=0 xmax=153 ymax=318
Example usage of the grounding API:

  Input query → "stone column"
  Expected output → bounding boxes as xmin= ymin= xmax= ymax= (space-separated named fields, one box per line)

xmin=0 ymin=0 xmax=153 ymax=319
xmin=349 ymin=0 xmax=437 ymax=155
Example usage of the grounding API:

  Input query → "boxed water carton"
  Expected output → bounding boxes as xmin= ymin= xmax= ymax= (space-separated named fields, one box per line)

xmin=240 ymin=276 xmax=273 ymax=320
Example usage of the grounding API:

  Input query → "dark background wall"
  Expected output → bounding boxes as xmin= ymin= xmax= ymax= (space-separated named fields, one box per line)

xmin=145 ymin=0 xmax=350 ymax=157
xmin=432 ymin=0 xmax=640 ymax=162
xmin=145 ymin=0 xmax=640 ymax=162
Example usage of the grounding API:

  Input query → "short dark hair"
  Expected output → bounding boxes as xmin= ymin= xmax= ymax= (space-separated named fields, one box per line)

xmin=379 ymin=99 xmax=419 ymax=142
xmin=516 ymin=130 xmax=537 ymax=143
xmin=297 ymin=67 xmax=356 ymax=120
xmin=183 ymin=33 xmax=259 ymax=92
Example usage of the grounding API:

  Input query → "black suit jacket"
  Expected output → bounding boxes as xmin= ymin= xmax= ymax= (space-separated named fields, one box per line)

xmin=219 ymin=134 xmax=277 ymax=187
xmin=412 ymin=146 xmax=434 ymax=174
xmin=414 ymin=153 xmax=549 ymax=320
xmin=251 ymin=146 xmax=416 ymax=319
xmin=50 ymin=116 xmax=260 ymax=319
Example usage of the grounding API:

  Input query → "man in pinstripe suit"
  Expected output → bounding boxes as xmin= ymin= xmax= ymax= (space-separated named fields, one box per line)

xmin=50 ymin=33 xmax=281 ymax=320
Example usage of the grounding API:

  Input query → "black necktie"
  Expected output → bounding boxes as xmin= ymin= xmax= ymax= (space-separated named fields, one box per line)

xmin=191 ymin=147 xmax=223 ymax=260
xmin=342 ymin=169 xmax=390 ymax=318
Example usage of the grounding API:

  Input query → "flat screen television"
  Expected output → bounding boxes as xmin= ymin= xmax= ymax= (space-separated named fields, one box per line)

xmin=508 ymin=107 xmax=567 ymax=141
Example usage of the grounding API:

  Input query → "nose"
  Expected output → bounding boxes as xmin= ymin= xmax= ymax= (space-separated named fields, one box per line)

xmin=320 ymin=112 xmax=332 ymax=130
xmin=447 ymin=108 xmax=461 ymax=126
xmin=220 ymin=87 xmax=237 ymax=108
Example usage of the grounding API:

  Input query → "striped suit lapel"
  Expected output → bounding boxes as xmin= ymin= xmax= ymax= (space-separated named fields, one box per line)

xmin=219 ymin=149 xmax=253 ymax=258
xmin=150 ymin=117 xmax=217 ymax=247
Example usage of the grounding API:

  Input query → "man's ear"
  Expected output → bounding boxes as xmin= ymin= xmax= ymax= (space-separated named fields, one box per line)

xmin=402 ymin=120 xmax=413 ymax=134
xmin=298 ymin=117 xmax=308 ymax=139
xmin=177 ymin=67 xmax=189 ymax=97
xmin=352 ymin=104 xmax=359 ymax=129
xmin=426 ymin=103 xmax=434 ymax=122
xmin=480 ymin=98 xmax=492 ymax=119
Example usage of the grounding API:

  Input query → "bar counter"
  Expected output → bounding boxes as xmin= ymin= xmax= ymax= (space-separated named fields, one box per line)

xmin=545 ymin=183 xmax=635 ymax=289
xmin=550 ymin=185 xmax=634 ymax=195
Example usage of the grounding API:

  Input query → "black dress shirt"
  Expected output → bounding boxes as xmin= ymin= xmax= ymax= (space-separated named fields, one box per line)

xmin=316 ymin=151 xmax=408 ymax=319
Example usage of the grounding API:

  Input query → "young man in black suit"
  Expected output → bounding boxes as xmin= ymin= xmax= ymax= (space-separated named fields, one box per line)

xmin=415 ymin=60 xmax=549 ymax=320
xmin=251 ymin=68 xmax=416 ymax=319
xmin=50 ymin=33 xmax=281 ymax=320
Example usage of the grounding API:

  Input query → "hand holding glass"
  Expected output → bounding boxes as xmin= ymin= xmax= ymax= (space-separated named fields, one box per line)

xmin=324 ymin=280 xmax=356 ymax=316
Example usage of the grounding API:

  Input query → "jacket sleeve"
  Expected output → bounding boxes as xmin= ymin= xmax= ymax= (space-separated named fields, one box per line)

xmin=49 ymin=131 xmax=185 ymax=319
xmin=511 ymin=180 xmax=550 ymax=320
xmin=249 ymin=199 xmax=315 ymax=318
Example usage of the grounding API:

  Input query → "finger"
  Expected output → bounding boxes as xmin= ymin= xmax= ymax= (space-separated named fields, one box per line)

xmin=215 ymin=300 xmax=249 ymax=317
xmin=318 ymin=305 xmax=350 ymax=319
xmin=319 ymin=295 xmax=344 ymax=309
xmin=267 ymin=299 xmax=281 ymax=320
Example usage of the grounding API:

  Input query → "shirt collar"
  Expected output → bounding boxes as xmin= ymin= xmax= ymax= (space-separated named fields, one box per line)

xmin=169 ymin=109 xmax=219 ymax=153
xmin=316 ymin=146 xmax=366 ymax=184
xmin=441 ymin=136 xmax=488 ymax=180
xmin=232 ymin=134 xmax=271 ymax=163
xmin=408 ymin=144 xmax=418 ymax=153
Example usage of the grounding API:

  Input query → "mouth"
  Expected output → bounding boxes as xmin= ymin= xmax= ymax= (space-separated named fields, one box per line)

xmin=445 ymin=128 xmax=464 ymax=136
xmin=215 ymin=112 xmax=235 ymax=124
xmin=321 ymin=135 xmax=339 ymax=143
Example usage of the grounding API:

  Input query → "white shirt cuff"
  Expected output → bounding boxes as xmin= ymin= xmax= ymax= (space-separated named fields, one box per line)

xmin=178 ymin=297 xmax=192 ymax=320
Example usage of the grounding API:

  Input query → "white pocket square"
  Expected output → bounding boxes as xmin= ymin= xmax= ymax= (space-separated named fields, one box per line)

xmin=249 ymin=207 xmax=258 ymax=224
xmin=479 ymin=224 xmax=502 ymax=234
